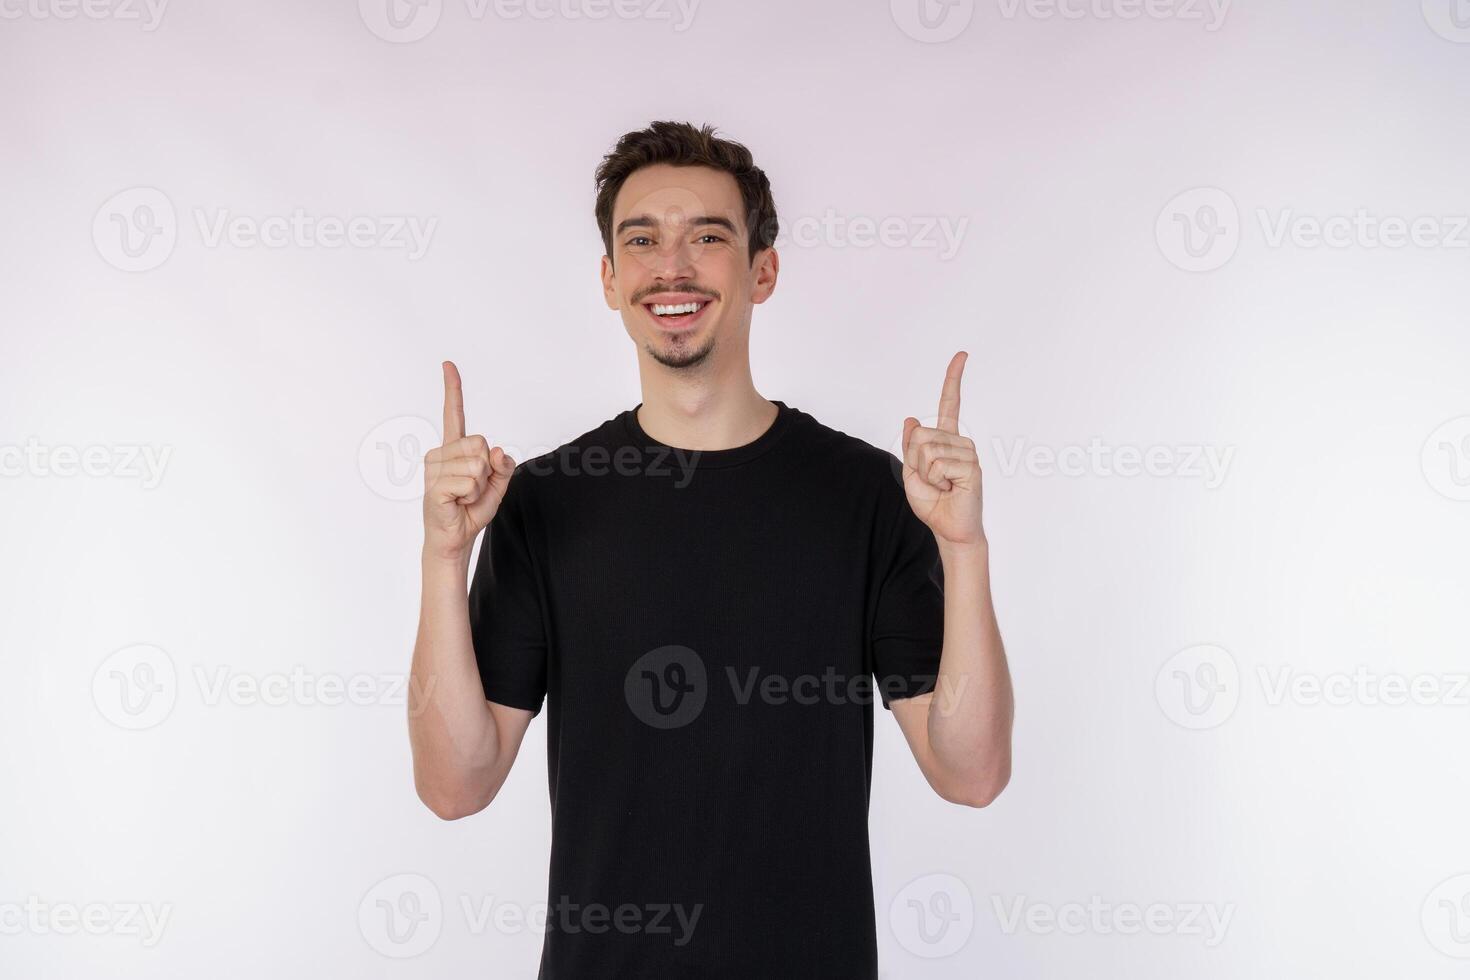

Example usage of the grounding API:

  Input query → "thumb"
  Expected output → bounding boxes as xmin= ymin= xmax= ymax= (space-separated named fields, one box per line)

xmin=901 ymin=417 xmax=920 ymax=461
xmin=467 ymin=453 xmax=515 ymax=526
xmin=488 ymin=448 xmax=517 ymax=494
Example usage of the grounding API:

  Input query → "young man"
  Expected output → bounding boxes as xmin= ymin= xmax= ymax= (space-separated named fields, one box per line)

xmin=407 ymin=121 xmax=1014 ymax=978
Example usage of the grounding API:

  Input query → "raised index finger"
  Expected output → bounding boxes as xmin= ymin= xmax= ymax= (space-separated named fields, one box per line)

xmin=442 ymin=360 xmax=465 ymax=445
xmin=937 ymin=350 xmax=967 ymax=434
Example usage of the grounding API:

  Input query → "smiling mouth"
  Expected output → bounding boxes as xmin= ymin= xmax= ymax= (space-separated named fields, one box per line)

xmin=641 ymin=297 xmax=713 ymax=332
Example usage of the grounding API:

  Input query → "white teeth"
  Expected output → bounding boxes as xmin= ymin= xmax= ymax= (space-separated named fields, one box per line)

xmin=651 ymin=302 xmax=703 ymax=316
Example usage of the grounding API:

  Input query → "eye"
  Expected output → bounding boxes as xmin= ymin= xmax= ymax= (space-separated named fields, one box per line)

xmin=696 ymin=234 xmax=726 ymax=244
xmin=626 ymin=236 xmax=653 ymax=248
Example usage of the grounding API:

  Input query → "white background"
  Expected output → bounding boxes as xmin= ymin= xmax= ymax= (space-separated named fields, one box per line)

xmin=3 ymin=1 xmax=1469 ymax=976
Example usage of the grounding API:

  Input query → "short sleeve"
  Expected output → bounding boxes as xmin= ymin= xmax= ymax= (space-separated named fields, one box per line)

xmin=870 ymin=465 xmax=946 ymax=710
xmin=468 ymin=473 xmax=548 ymax=715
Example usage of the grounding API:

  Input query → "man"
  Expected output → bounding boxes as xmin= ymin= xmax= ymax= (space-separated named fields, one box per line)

xmin=407 ymin=120 xmax=1014 ymax=978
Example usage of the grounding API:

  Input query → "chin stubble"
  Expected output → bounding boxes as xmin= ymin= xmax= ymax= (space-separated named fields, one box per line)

xmin=646 ymin=333 xmax=716 ymax=369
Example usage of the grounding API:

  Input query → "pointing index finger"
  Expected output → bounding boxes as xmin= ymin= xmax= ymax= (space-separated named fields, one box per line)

xmin=937 ymin=350 xmax=967 ymax=434
xmin=442 ymin=360 xmax=465 ymax=444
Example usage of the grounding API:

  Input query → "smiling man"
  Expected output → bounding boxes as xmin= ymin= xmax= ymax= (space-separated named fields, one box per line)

xmin=407 ymin=120 xmax=1014 ymax=978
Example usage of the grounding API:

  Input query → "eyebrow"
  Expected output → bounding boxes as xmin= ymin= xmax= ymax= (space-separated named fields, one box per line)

xmin=614 ymin=214 xmax=740 ymax=237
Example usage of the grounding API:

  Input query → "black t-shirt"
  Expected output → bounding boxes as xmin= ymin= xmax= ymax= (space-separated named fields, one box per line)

xmin=468 ymin=399 xmax=946 ymax=979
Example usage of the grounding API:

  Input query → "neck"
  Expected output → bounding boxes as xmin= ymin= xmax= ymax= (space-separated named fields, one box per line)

xmin=635 ymin=351 xmax=776 ymax=452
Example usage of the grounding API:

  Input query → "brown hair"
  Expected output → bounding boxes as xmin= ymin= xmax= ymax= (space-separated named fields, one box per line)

xmin=594 ymin=121 xmax=779 ymax=268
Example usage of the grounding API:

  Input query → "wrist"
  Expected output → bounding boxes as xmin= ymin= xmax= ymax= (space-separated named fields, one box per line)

xmin=422 ymin=544 xmax=472 ymax=575
xmin=938 ymin=535 xmax=989 ymax=566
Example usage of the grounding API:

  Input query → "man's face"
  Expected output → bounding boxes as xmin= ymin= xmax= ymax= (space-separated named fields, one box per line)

xmin=600 ymin=163 xmax=777 ymax=370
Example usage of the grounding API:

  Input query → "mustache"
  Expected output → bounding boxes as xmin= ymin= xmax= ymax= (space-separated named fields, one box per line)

xmin=636 ymin=286 xmax=719 ymax=302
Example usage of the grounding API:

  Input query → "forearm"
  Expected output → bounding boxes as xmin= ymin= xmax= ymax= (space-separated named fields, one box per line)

xmin=927 ymin=539 xmax=1013 ymax=804
xmin=408 ymin=551 xmax=505 ymax=818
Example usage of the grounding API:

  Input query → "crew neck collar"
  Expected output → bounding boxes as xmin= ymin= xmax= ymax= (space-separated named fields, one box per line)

xmin=620 ymin=400 xmax=794 ymax=469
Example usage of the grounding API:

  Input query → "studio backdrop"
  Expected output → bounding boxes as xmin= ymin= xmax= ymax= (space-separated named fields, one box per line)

xmin=3 ymin=1 xmax=1468 ymax=977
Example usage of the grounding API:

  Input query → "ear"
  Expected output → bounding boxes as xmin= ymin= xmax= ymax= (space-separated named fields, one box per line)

xmin=750 ymin=247 xmax=779 ymax=305
xmin=599 ymin=253 xmax=619 ymax=311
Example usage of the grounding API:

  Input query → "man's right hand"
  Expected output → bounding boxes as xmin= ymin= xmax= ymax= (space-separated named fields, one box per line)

xmin=423 ymin=360 xmax=516 ymax=563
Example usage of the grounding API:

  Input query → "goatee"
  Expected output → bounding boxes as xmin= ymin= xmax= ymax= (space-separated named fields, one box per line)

xmin=647 ymin=335 xmax=716 ymax=369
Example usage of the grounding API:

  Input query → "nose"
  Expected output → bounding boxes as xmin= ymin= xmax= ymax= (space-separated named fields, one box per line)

xmin=640 ymin=212 xmax=708 ymax=278
xmin=647 ymin=236 xmax=702 ymax=280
